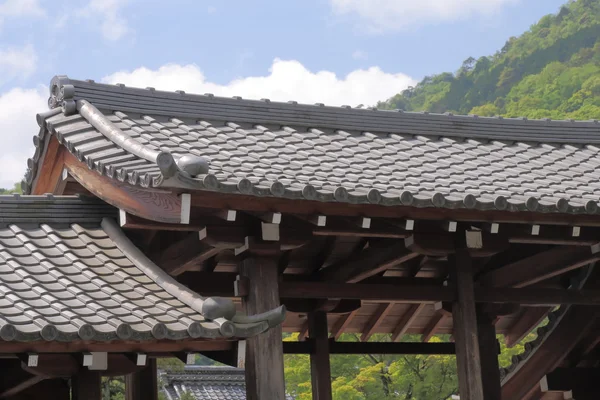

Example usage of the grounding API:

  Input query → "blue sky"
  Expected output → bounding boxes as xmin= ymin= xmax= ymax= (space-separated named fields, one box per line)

xmin=0 ymin=0 xmax=567 ymax=187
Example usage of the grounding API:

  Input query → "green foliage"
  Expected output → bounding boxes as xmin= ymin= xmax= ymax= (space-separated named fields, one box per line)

xmin=0 ymin=182 xmax=22 ymax=194
xmin=379 ymin=0 xmax=600 ymax=120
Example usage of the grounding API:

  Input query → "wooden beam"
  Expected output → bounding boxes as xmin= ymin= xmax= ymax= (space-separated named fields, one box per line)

xmin=308 ymin=311 xmax=332 ymax=400
xmin=422 ymin=312 xmax=447 ymax=343
xmin=297 ymin=321 xmax=309 ymax=341
xmin=31 ymin=135 xmax=64 ymax=195
xmin=502 ymin=305 xmax=598 ymax=399
xmin=280 ymin=281 xmax=600 ymax=306
xmin=72 ymin=369 xmax=101 ymax=400
xmin=125 ymin=359 xmax=158 ymax=400
xmin=0 ymin=339 xmax=232 ymax=354
xmin=329 ymin=311 xmax=357 ymax=340
xmin=477 ymin=311 xmax=501 ymax=400
xmin=153 ymin=232 xmax=221 ymax=276
xmin=391 ymin=304 xmax=425 ymax=342
xmin=317 ymin=241 xmax=419 ymax=283
xmin=65 ymin=153 xmax=183 ymax=224
xmin=283 ymin=340 xmax=456 ymax=355
xmin=361 ymin=303 xmax=394 ymax=342
xmin=479 ymin=246 xmax=600 ymax=288
xmin=540 ymin=368 xmax=600 ymax=399
xmin=240 ymin=256 xmax=286 ymax=400
xmin=198 ymin=189 xmax=600 ymax=226
xmin=451 ymin=249 xmax=484 ymax=400
xmin=504 ymin=307 xmax=552 ymax=347
xmin=0 ymin=376 xmax=46 ymax=398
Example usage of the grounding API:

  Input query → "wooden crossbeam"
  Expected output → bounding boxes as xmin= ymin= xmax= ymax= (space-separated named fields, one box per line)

xmin=317 ymin=241 xmax=419 ymax=283
xmin=0 ymin=376 xmax=46 ymax=398
xmin=283 ymin=341 xmax=455 ymax=355
xmin=329 ymin=311 xmax=358 ymax=340
xmin=478 ymin=246 xmax=600 ymax=288
xmin=504 ymin=307 xmax=552 ymax=347
xmin=391 ymin=304 xmax=426 ymax=342
xmin=153 ymin=232 xmax=221 ymax=276
xmin=361 ymin=303 xmax=394 ymax=342
xmin=540 ymin=367 xmax=600 ymax=397
xmin=422 ymin=312 xmax=448 ymax=342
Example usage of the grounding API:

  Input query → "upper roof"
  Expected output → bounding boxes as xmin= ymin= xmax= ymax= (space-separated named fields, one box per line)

xmin=0 ymin=195 xmax=284 ymax=342
xmin=25 ymin=75 xmax=600 ymax=214
xmin=161 ymin=366 xmax=294 ymax=400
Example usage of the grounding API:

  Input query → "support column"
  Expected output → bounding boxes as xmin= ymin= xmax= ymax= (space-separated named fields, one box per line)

xmin=450 ymin=248 xmax=484 ymax=400
xmin=126 ymin=359 xmax=158 ymax=400
xmin=477 ymin=310 xmax=501 ymax=400
xmin=308 ymin=311 xmax=333 ymax=400
xmin=240 ymin=256 xmax=286 ymax=400
xmin=71 ymin=369 xmax=101 ymax=400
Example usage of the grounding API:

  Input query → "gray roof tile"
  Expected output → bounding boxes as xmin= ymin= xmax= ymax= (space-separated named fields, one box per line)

xmin=162 ymin=367 xmax=294 ymax=400
xmin=23 ymin=76 xmax=600 ymax=214
xmin=0 ymin=195 xmax=285 ymax=343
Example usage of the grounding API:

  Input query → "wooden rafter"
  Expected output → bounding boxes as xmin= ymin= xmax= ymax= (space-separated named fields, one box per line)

xmin=152 ymin=232 xmax=221 ymax=276
xmin=478 ymin=246 xmax=600 ymax=288
xmin=329 ymin=310 xmax=358 ymax=340
xmin=283 ymin=341 xmax=455 ymax=355
xmin=391 ymin=304 xmax=426 ymax=342
xmin=505 ymin=307 xmax=553 ymax=347
xmin=421 ymin=312 xmax=447 ymax=343
xmin=317 ymin=240 xmax=419 ymax=283
xmin=0 ymin=375 xmax=46 ymax=398
xmin=361 ymin=303 xmax=394 ymax=342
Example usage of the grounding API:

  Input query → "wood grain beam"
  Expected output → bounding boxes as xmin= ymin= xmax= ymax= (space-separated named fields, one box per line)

xmin=501 ymin=305 xmax=599 ymax=399
xmin=478 ymin=245 xmax=600 ymax=288
xmin=189 ymin=191 xmax=600 ymax=227
xmin=422 ymin=313 xmax=448 ymax=343
xmin=329 ymin=310 xmax=358 ymax=340
xmin=317 ymin=241 xmax=419 ymax=283
xmin=451 ymin=249 xmax=484 ymax=400
xmin=0 ymin=376 xmax=46 ymax=399
xmin=391 ymin=304 xmax=426 ymax=342
xmin=283 ymin=341 xmax=455 ymax=355
xmin=504 ymin=307 xmax=552 ymax=348
xmin=65 ymin=153 xmax=183 ymax=224
xmin=361 ymin=303 xmax=394 ymax=342
xmin=308 ymin=311 xmax=332 ymax=400
xmin=31 ymin=135 xmax=65 ymax=195
xmin=153 ymin=232 xmax=221 ymax=276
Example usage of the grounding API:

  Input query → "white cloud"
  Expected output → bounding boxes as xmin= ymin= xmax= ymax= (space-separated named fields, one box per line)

xmin=0 ymin=44 xmax=37 ymax=84
xmin=330 ymin=0 xmax=519 ymax=32
xmin=103 ymin=59 xmax=416 ymax=107
xmin=77 ymin=0 xmax=130 ymax=41
xmin=0 ymin=0 xmax=44 ymax=21
xmin=0 ymin=86 xmax=47 ymax=188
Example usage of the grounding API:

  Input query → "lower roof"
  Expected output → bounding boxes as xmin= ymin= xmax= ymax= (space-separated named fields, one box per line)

xmin=0 ymin=195 xmax=284 ymax=343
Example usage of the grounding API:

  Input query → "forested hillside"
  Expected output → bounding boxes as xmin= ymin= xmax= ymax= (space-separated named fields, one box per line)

xmin=379 ymin=0 xmax=600 ymax=120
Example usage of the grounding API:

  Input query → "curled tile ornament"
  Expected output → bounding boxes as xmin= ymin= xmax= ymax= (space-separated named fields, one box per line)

xmin=367 ymin=189 xmax=382 ymax=204
xmin=41 ymin=324 xmax=58 ymax=341
xmin=78 ymin=324 xmax=96 ymax=341
xmin=116 ymin=323 xmax=133 ymax=340
xmin=0 ymin=324 xmax=16 ymax=341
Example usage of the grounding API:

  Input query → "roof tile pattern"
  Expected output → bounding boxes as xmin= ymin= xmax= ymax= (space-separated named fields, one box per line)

xmin=162 ymin=367 xmax=293 ymax=400
xmin=24 ymin=76 xmax=600 ymax=214
xmin=0 ymin=195 xmax=279 ymax=342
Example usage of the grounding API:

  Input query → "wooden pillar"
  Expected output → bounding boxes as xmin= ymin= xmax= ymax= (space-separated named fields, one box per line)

xmin=240 ymin=256 xmax=286 ymax=400
xmin=126 ymin=359 xmax=158 ymax=400
xmin=450 ymin=248 xmax=484 ymax=400
xmin=71 ymin=369 xmax=101 ymax=400
xmin=308 ymin=311 xmax=333 ymax=400
xmin=477 ymin=310 xmax=501 ymax=400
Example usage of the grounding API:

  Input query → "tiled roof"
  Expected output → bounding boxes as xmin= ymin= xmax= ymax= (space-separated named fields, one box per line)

xmin=0 ymin=195 xmax=284 ymax=342
xmin=24 ymin=75 xmax=600 ymax=214
xmin=161 ymin=366 xmax=294 ymax=400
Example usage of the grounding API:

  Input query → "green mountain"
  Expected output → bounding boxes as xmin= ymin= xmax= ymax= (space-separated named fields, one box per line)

xmin=378 ymin=0 xmax=600 ymax=120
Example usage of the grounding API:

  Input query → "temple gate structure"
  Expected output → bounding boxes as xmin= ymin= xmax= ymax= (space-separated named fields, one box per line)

xmin=0 ymin=75 xmax=598 ymax=398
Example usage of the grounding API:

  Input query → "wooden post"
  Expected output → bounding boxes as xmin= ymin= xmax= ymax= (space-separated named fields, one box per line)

xmin=450 ymin=248 xmax=484 ymax=400
xmin=477 ymin=309 xmax=501 ymax=400
xmin=126 ymin=359 xmax=158 ymax=400
xmin=240 ymin=256 xmax=286 ymax=400
xmin=71 ymin=369 xmax=101 ymax=400
xmin=308 ymin=311 xmax=333 ymax=400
